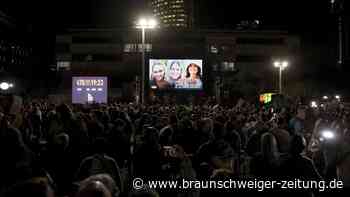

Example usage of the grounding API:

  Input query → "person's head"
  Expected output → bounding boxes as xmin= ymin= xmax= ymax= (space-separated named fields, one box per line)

xmin=159 ymin=126 xmax=173 ymax=146
xmin=296 ymin=105 xmax=306 ymax=120
xmin=56 ymin=103 xmax=72 ymax=118
xmin=200 ymin=118 xmax=214 ymax=136
xmin=186 ymin=63 xmax=201 ymax=79
xmin=113 ymin=118 xmax=126 ymax=133
xmin=226 ymin=130 xmax=241 ymax=154
xmin=289 ymin=134 xmax=306 ymax=156
xmin=208 ymin=140 xmax=235 ymax=171
xmin=168 ymin=113 xmax=178 ymax=126
xmin=212 ymin=121 xmax=225 ymax=140
xmin=143 ymin=126 xmax=159 ymax=146
xmin=75 ymin=180 xmax=112 ymax=197
xmin=80 ymin=174 xmax=119 ymax=197
xmin=169 ymin=61 xmax=182 ymax=80
xmin=151 ymin=62 xmax=166 ymax=81
xmin=260 ymin=132 xmax=279 ymax=161
xmin=129 ymin=186 xmax=159 ymax=197
xmin=4 ymin=177 xmax=55 ymax=197
xmin=52 ymin=132 xmax=70 ymax=151
xmin=0 ymin=127 xmax=25 ymax=152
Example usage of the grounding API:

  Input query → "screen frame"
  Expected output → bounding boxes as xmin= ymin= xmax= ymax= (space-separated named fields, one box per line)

xmin=149 ymin=59 xmax=204 ymax=91
xmin=72 ymin=76 xmax=108 ymax=104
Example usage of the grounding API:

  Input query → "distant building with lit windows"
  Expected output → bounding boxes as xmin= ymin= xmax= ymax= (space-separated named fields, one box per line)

xmin=149 ymin=0 xmax=194 ymax=28
xmin=0 ymin=10 xmax=36 ymax=94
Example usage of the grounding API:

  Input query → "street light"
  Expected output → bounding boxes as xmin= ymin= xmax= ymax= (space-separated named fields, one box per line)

xmin=136 ymin=17 xmax=157 ymax=104
xmin=273 ymin=60 xmax=289 ymax=94
xmin=0 ymin=82 xmax=14 ymax=91
xmin=311 ymin=101 xmax=318 ymax=108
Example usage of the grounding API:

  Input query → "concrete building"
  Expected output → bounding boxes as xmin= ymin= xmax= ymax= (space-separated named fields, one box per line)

xmin=55 ymin=28 xmax=301 ymax=101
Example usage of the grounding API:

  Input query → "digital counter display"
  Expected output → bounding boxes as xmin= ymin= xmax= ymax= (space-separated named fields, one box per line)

xmin=72 ymin=77 xmax=108 ymax=104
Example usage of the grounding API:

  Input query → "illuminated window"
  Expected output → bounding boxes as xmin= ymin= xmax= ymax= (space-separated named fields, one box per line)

xmin=212 ymin=63 xmax=218 ymax=71
xmin=124 ymin=43 xmax=152 ymax=53
xmin=145 ymin=44 xmax=152 ymax=52
xmin=220 ymin=62 xmax=235 ymax=71
xmin=221 ymin=62 xmax=228 ymax=70
xmin=227 ymin=62 xmax=235 ymax=71
xmin=210 ymin=45 xmax=218 ymax=53
xmin=57 ymin=61 xmax=71 ymax=71
xmin=124 ymin=44 xmax=136 ymax=52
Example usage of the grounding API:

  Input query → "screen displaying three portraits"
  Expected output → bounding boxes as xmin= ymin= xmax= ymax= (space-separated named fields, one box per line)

xmin=149 ymin=59 xmax=203 ymax=90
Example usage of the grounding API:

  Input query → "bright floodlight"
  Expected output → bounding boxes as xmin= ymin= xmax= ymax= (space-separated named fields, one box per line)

xmin=282 ymin=61 xmax=289 ymax=68
xmin=335 ymin=95 xmax=340 ymax=99
xmin=137 ymin=18 xmax=157 ymax=29
xmin=148 ymin=19 xmax=157 ymax=28
xmin=323 ymin=96 xmax=328 ymax=100
xmin=274 ymin=61 xmax=288 ymax=68
xmin=322 ymin=130 xmax=335 ymax=139
xmin=311 ymin=101 xmax=318 ymax=108
xmin=274 ymin=61 xmax=280 ymax=67
xmin=0 ymin=82 xmax=10 ymax=90
xmin=139 ymin=18 xmax=147 ymax=27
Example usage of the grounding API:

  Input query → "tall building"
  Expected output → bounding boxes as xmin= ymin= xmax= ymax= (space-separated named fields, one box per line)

xmin=149 ymin=0 xmax=194 ymax=28
xmin=0 ymin=10 xmax=34 ymax=94
xmin=0 ymin=6 xmax=55 ymax=96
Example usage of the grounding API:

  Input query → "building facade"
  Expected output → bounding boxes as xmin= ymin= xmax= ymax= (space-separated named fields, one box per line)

xmin=55 ymin=28 xmax=301 ymax=101
xmin=149 ymin=0 xmax=194 ymax=28
xmin=0 ymin=10 xmax=36 ymax=94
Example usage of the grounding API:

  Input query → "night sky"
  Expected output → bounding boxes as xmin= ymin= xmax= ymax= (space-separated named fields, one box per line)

xmin=0 ymin=0 xmax=344 ymax=34
xmin=1 ymin=0 xmax=347 ymax=58
xmin=58 ymin=0 xmax=339 ymax=35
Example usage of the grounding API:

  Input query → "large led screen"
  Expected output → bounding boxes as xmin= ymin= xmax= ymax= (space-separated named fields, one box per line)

xmin=149 ymin=59 xmax=203 ymax=90
xmin=72 ymin=77 xmax=108 ymax=104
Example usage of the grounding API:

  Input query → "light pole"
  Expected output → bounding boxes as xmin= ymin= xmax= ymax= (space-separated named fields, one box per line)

xmin=136 ymin=18 xmax=157 ymax=104
xmin=274 ymin=60 xmax=289 ymax=94
xmin=330 ymin=0 xmax=344 ymax=68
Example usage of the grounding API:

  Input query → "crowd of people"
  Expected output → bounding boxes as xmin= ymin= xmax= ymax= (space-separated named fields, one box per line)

xmin=0 ymin=95 xmax=349 ymax=197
